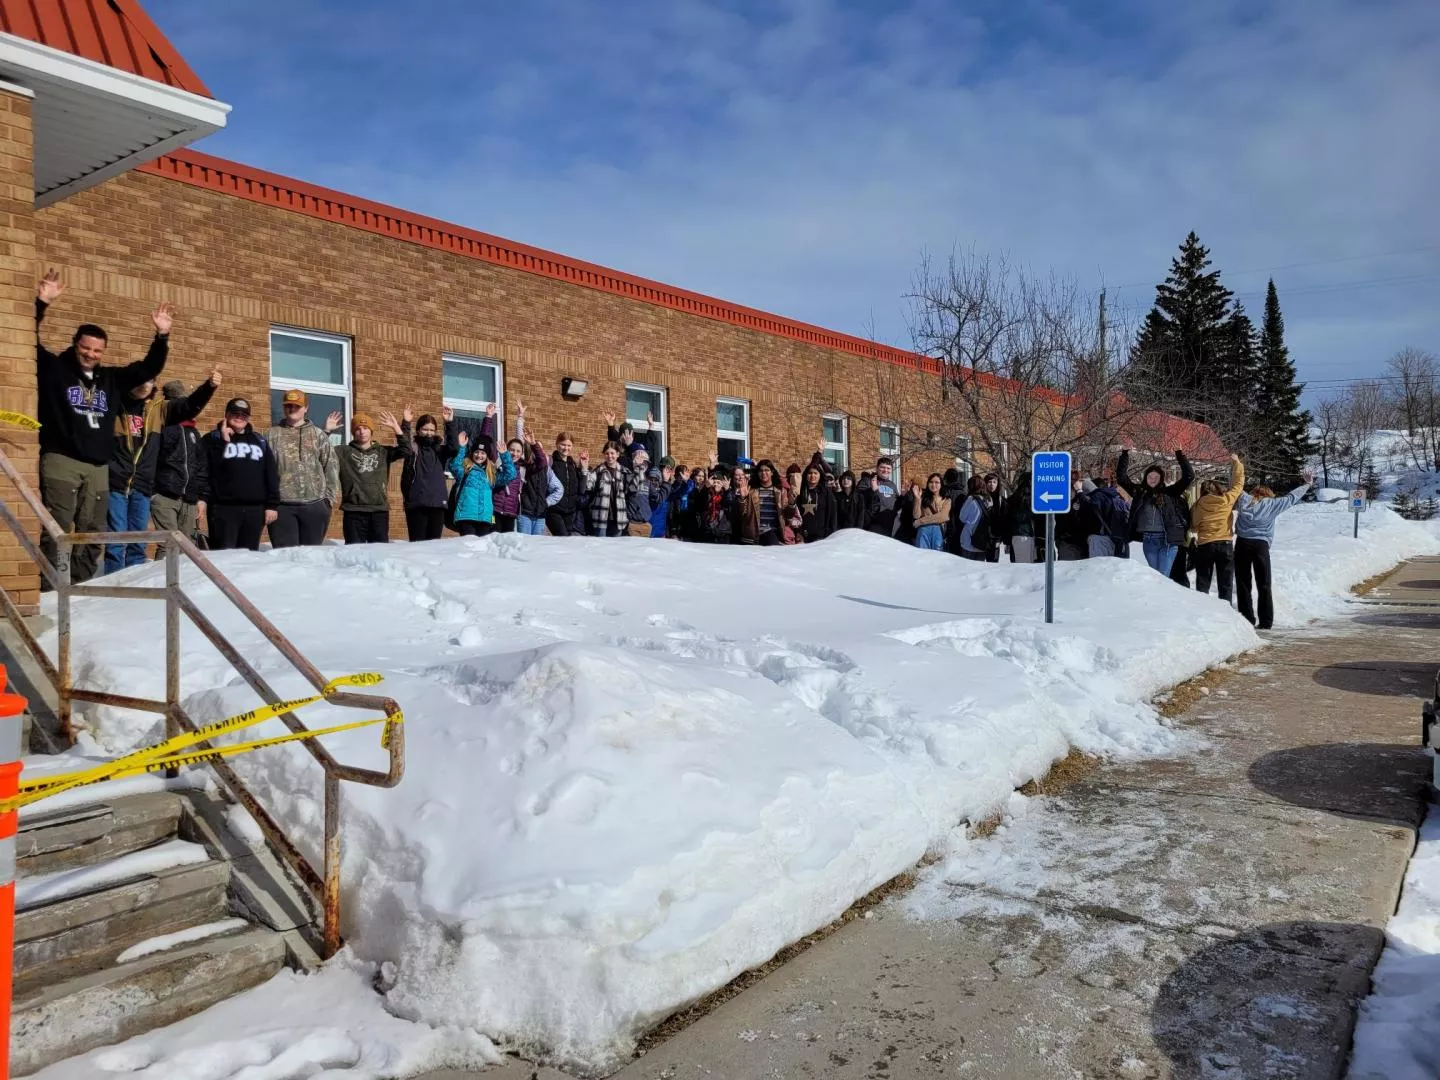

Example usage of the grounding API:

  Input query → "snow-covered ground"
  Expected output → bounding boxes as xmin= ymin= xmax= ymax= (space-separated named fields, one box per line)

xmin=1349 ymin=805 xmax=1440 ymax=1080
xmin=26 ymin=503 xmax=1438 ymax=1077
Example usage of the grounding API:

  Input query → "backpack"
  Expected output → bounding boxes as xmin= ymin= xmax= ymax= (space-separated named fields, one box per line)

xmin=968 ymin=497 xmax=993 ymax=551
xmin=1100 ymin=490 xmax=1130 ymax=540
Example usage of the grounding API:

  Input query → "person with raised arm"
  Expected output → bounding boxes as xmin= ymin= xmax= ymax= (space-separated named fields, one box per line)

xmin=264 ymin=390 xmax=340 ymax=547
xmin=333 ymin=410 xmax=407 ymax=544
xmin=1116 ymin=447 xmax=1194 ymax=577
xmin=397 ymin=405 xmax=453 ymax=541
xmin=34 ymin=269 xmax=173 ymax=583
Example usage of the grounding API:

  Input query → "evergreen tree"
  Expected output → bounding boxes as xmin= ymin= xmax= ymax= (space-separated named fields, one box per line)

xmin=1251 ymin=280 xmax=1314 ymax=484
xmin=1361 ymin=463 xmax=1382 ymax=501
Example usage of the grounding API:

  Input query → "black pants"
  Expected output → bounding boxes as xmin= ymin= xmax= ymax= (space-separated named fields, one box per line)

xmin=1235 ymin=537 xmax=1274 ymax=629
xmin=494 ymin=513 xmax=516 ymax=534
xmin=455 ymin=520 xmax=495 ymax=537
xmin=545 ymin=509 xmax=572 ymax=536
xmin=209 ymin=504 xmax=267 ymax=551
xmin=343 ymin=510 xmax=390 ymax=544
xmin=1192 ymin=540 xmax=1235 ymax=601
xmin=1170 ymin=542 xmax=1191 ymax=587
xmin=405 ymin=507 xmax=445 ymax=542
xmin=270 ymin=500 xmax=331 ymax=548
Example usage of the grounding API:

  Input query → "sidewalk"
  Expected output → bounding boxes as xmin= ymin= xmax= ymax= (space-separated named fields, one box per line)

xmin=430 ymin=557 xmax=1437 ymax=1080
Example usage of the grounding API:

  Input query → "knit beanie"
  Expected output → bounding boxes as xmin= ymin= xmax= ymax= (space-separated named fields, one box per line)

xmin=1081 ymin=478 xmax=1097 ymax=494
xmin=351 ymin=412 xmax=375 ymax=435
xmin=161 ymin=380 xmax=186 ymax=401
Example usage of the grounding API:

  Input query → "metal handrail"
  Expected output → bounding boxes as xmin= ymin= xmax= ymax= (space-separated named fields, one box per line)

xmin=0 ymin=449 xmax=404 ymax=957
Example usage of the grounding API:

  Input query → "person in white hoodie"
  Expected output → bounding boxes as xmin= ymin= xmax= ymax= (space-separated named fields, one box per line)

xmin=1234 ymin=469 xmax=1314 ymax=629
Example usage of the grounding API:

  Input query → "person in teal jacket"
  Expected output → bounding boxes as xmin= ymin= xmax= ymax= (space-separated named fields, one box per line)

xmin=448 ymin=432 xmax=516 ymax=537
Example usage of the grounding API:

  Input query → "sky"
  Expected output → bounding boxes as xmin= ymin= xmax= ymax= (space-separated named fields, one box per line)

xmin=148 ymin=0 xmax=1440 ymax=406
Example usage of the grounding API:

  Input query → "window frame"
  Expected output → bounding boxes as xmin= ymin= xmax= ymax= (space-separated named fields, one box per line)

xmin=442 ymin=353 xmax=506 ymax=441
xmin=716 ymin=396 xmax=751 ymax=464
xmin=268 ymin=326 xmax=352 ymax=443
xmin=821 ymin=412 xmax=849 ymax=471
xmin=879 ymin=421 xmax=901 ymax=463
xmin=954 ymin=435 xmax=974 ymax=485
xmin=624 ymin=383 xmax=668 ymax=460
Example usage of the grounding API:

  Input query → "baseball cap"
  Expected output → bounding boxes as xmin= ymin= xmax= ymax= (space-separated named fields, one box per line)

xmin=225 ymin=397 xmax=251 ymax=415
xmin=282 ymin=388 xmax=308 ymax=407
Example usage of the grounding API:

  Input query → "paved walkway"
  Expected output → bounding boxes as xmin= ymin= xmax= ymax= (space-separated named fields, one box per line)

xmin=430 ymin=558 xmax=1438 ymax=1080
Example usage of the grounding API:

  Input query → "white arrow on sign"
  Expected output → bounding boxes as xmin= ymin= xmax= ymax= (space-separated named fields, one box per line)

xmin=1039 ymin=491 xmax=1064 ymax=503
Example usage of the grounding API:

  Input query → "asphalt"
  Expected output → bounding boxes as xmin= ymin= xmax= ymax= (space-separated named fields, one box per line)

xmin=424 ymin=556 xmax=1440 ymax=1080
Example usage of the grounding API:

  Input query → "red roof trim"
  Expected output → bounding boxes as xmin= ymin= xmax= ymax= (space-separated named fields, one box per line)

xmin=0 ymin=0 xmax=213 ymax=97
xmin=139 ymin=148 xmax=945 ymax=378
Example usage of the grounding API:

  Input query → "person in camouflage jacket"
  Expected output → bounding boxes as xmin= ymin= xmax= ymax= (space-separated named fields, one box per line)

xmin=265 ymin=388 xmax=340 ymax=547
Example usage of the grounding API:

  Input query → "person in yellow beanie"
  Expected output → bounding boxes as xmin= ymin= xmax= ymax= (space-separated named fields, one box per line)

xmin=1189 ymin=454 xmax=1245 ymax=600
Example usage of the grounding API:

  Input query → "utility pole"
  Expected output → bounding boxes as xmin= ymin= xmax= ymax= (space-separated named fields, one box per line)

xmin=1097 ymin=288 xmax=1107 ymax=372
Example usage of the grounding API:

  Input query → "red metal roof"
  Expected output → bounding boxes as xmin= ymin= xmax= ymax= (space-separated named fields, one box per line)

xmin=0 ymin=0 xmax=212 ymax=97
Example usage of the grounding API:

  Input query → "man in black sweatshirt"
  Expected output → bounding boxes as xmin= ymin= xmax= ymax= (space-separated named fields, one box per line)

xmin=35 ymin=270 xmax=173 ymax=583
xmin=198 ymin=398 xmax=279 ymax=551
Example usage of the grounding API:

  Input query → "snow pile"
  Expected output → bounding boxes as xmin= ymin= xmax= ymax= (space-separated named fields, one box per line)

xmin=1348 ymin=805 xmax=1440 ymax=1080
xmin=30 ymin=528 xmax=1350 ymax=1071
xmin=1267 ymin=501 xmax=1440 ymax=625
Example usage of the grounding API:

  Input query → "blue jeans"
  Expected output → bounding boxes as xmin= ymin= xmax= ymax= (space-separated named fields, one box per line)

xmin=915 ymin=524 xmax=944 ymax=550
xmin=105 ymin=490 xmax=151 ymax=574
xmin=517 ymin=515 xmax=546 ymax=535
xmin=1142 ymin=532 xmax=1177 ymax=576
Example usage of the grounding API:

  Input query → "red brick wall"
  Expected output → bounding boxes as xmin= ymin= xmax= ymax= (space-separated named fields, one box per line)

xmin=32 ymin=168 xmax=958 ymax=539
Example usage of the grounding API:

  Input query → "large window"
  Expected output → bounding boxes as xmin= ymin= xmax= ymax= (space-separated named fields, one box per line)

xmin=821 ymin=414 xmax=848 ymax=471
xmin=269 ymin=328 xmax=350 ymax=444
xmin=716 ymin=398 xmax=750 ymax=466
xmin=443 ymin=354 xmax=504 ymax=441
xmin=625 ymin=384 xmax=667 ymax=460
xmin=879 ymin=421 xmax=900 ymax=463
xmin=954 ymin=435 xmax=973 ymax=485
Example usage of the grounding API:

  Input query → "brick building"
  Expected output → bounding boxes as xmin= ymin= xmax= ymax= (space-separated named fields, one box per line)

xmin=0 ymin=2 xmax=1220 ymax=605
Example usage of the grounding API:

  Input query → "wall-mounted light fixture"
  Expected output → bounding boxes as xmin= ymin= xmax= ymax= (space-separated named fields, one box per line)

xmin=561 ymin=377 xmax=589 ymax=400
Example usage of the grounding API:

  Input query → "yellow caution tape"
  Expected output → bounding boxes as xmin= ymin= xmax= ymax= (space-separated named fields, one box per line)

xmin=0 ymin=410 xmax=40 ymax=431
xmin=2 ymin=673 xmax=399 ymax=813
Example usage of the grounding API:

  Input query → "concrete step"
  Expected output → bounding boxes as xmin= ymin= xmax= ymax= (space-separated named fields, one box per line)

xmin=13 ymin=858 xmax=231 ymax=994
xmin=18 ymin=792 xmax=185 ymax=875
xmin=11 ymin=925 xmax=287 ymax=1077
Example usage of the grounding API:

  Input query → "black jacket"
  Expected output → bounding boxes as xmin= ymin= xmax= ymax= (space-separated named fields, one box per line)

xmin=399 ymin=423 xmax=453 ymax=510
xmin=200 ymin=427 xmax=279 ymax=508
xmin=154 ymin=420 xmax=208 ymax=504
xmin=550 ymin=452 xmax=584 ymax=515
xmin=519 ymin=449 xmax=552 ymax=518
xmin=36 ymin=299 xmax=169 ymax=466
xmin=862 ymin=477 xmax=900 ymax=536
xmin=1005 ymin=473 xmax=1038 ymax=539
xmin=836 ymin=488 xmax=868 ymax=530
xmin=796 ymin=482 xmax=837 ymax=542
xmin=1117 ymin=450 xmax=1193 ymax=545
xmin=110 ymin=381 xmax=215 ymax=497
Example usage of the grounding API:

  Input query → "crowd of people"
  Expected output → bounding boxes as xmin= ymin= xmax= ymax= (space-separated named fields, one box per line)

xmin=32 ymin=271 xmax=1312 ymax=629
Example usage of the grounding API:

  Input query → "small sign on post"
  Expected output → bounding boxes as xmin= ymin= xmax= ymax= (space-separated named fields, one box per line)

xmin=1351 ymin=488 xmax=1368 ymax=539
xmin=1031 ymin=451 xmax=1073 ymax=625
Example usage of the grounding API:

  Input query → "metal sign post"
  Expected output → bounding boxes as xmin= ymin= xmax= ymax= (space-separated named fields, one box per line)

xmin=1031 ymin=451 xmax=1073 ymax=625
xmin=1350 ymin=488 xmax=1367 ymax=539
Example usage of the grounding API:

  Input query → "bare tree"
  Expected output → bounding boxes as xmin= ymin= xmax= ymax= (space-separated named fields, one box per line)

xmin=1313 ymin=394 xmax=1348 ymax=490
xmin=1386 ymin=347 xmax=1439 ymax=469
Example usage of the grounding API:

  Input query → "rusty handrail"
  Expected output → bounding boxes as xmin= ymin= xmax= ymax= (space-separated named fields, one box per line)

xmin=0 ymin=449 xmax=403 ymax=958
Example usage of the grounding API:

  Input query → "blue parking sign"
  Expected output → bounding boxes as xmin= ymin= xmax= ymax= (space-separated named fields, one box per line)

xmin=1031 ymin=451 xmax=1073 ymax=515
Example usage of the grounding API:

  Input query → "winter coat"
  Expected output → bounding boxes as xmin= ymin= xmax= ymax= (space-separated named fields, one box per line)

xmin=1189 ymin=459 xmax=1245 ymax=545
xmin=696 ymin=488 xmax=735 ymax=543
xmin=626 ymin=465 xmax=661 ymax=527
xmin=1079 ymin=485 xmax=1130 ymax=541
xmin=585 ymin=462 xmax=636 ymax=533
xmin=36 ymin=298 xmax=169 ymax=467
xmin=732 ymin=489 xmax=761 ymax=544
xmin=1117 ymin=450 xmax=1193 ymax=546
xmin=154 ymin=420 xmax=208 ymax=504
xmin=1235 ymin=483 xmax=1310 ymax=544
xmin=399 ymin=423 xmax=453 ymax=510
xmin=200 ymin=426 xmax=279 ymax=508
xmin=669 ymin=477 xmax=699 ymax=539
xmin=448 ymin=448 xmax=517 ymax=525
xmin=795 ymin=481 xmax=838 ymax=542
xmin=519 ymin=447 xmax=563 ymax=518
xmin=480 ymin=414 xmax=524 ymax=518
xmin=958 ymin=495 xmax=991 ymax=553
xmin=863 ymin=477 xmax=901 ymax=536
xmin=835 ymin=488 xmax=868 ymax=530
xmin=1005 ymin=473 xmax=1038 ymax=539
xmin=647 ymin=471 xmax=674 ymax=537
xmin=336 ymin=441 xmax=405 ymax=512
xmin=111 ymin=380 xmax=216 ymax=497
xmin=550 ymin=452 xmax=585 ymax=516
xmin=264 ymin=421 xmax=340 ymax=505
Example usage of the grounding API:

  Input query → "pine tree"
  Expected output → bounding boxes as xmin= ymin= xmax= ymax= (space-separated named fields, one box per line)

xmin=1361 ymin=463 xmax=1382 ymax=501
xmin=1127 ymin=233 xmax=1260 ymax=453
xmin=1250 ymin=280 xmax=1314 ymax=485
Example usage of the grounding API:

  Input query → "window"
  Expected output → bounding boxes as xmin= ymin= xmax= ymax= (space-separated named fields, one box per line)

xmin=624 ymin=384 xmax=666 ymax=460
xmin=269 ymin=328 xmax=350 ymax=445
xmin=716 ymin=398 xmax=750 ymax=466
xmin=954 ymin=435 xmax=973 ymax=485
xmin=821 ymin=414 xmax=848 ymax=471
xmin=879 ymin=422 xmax=900 ymax=463
xmin=443 ymin=354 xmax=504 ymax=440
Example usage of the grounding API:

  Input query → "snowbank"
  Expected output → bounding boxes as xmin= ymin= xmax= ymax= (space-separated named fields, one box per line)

xmin=1268 ymin=501 xmax=1440 ymax=625
xmin=1348 ymin=804 xmax=1440 ymax=1080
xmin=29 ymin=529 xmax=1323 ymax=1071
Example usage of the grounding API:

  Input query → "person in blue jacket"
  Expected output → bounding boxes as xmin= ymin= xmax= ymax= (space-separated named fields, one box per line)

xmin=1233 ymin=469 xmax=1313 ymax=629
xmin=448 ymin=431 xmax=516 ymax=537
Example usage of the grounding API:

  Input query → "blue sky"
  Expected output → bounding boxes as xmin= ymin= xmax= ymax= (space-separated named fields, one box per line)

xmin=149 ymin=0 xmax=1440 ymax=404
